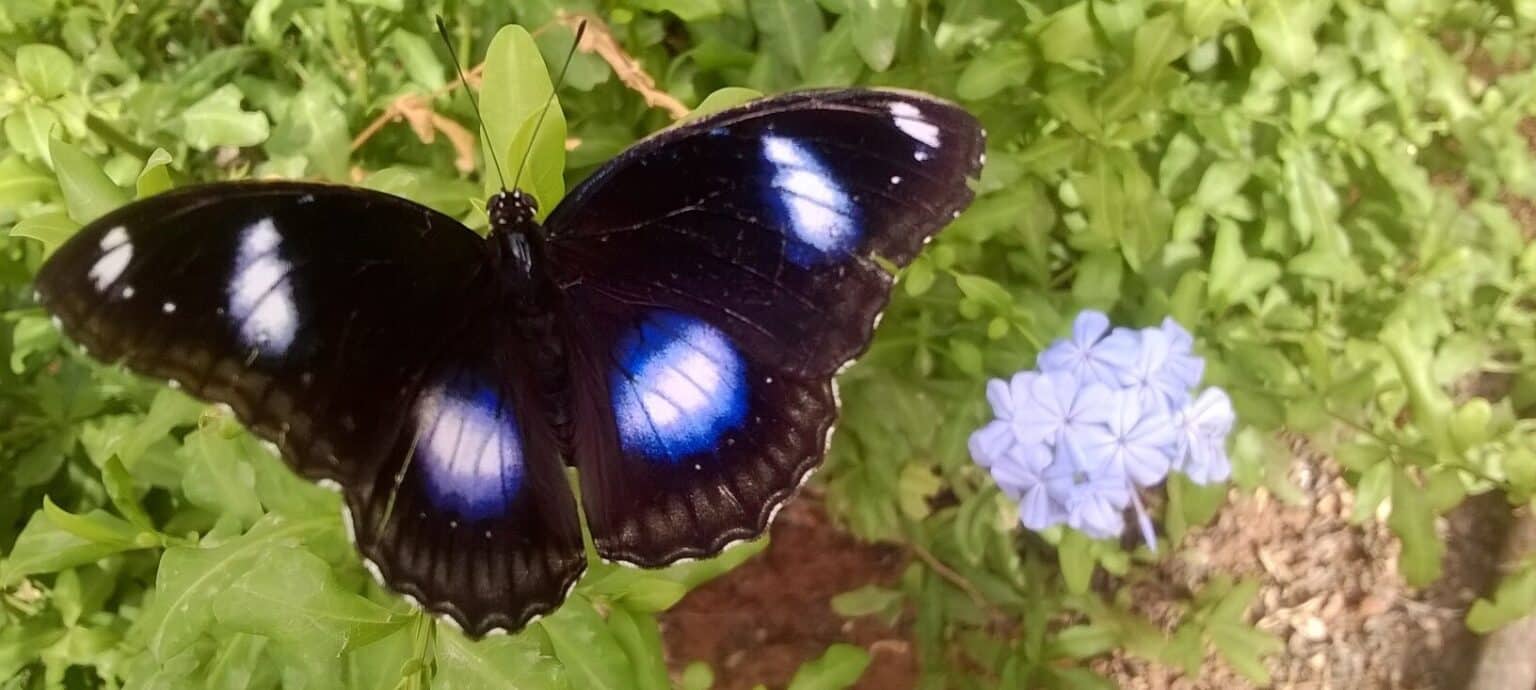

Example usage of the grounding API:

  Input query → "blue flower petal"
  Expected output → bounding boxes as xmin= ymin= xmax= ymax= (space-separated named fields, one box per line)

xmin=968 ymin=420 xmax=1014 ymax=469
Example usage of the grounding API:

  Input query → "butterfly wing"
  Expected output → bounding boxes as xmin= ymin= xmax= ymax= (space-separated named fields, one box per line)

xmin=543 ymin=89 xmax=984 ymax=565
xmin=35 ymin=182 xmax=583 ymax=634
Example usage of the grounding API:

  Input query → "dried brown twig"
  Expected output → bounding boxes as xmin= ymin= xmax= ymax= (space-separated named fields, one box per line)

xmin=555 ymin=10 xmax=689 ymax=119
xmin=349 ymin=62 xmax=486 ymax=162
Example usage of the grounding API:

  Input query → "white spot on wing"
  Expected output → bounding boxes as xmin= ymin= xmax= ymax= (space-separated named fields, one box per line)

xmin=88 ymin=227 xmax=132 ymax=292
xmin=228 ymin=218 xmax=299 ymax=357
xmin=889 ymin=102 xmax=941 ymax=148
xmin=762 ymin=136 xmax=858 ymax=260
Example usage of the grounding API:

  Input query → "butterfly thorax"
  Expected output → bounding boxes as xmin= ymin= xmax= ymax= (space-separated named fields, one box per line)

xmin=488 ymin=189 xmax=576 ymax=450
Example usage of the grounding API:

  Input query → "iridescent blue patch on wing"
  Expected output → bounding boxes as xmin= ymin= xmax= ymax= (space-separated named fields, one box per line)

xmin=413 ymin=380 xmax=525 ymax=521
xmin=610 ymin=311 xmax=749 ymax=462
xmin=761 ymin=136 xmax=861 ymax=266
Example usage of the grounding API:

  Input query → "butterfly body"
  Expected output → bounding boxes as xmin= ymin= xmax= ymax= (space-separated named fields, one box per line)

xmin=35 ymin=88 xmax=984 ymax=636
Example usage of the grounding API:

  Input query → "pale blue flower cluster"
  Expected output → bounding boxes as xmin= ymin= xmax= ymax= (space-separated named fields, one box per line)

xmin=969 ymin=311 xmax=1235 ymax=547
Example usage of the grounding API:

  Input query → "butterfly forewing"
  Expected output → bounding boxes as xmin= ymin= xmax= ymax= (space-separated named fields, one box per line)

xmin=543 ymin=89 xmax=985 ymax=566
xmin=34 ymin=182 xmax=584 ymax=635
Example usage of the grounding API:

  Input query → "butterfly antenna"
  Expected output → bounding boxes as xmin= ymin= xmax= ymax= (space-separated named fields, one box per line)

xmin=510 ymin=19 xmax=587 ymax=193
xmin=436 ymin=16 xmax=507 ymax=190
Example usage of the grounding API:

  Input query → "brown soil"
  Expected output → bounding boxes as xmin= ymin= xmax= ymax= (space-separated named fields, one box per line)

xmin=661 ymin=495 xmax=919 ymax=690
xmin=1092 ymin=448 xmax=1511 ymax=689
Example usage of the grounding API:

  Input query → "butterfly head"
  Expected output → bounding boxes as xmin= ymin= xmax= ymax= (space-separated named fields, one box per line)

xmin=488 ymin=189 xmax=540 ymax=235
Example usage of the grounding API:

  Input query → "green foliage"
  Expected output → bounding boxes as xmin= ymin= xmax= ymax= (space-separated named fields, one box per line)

xmin=0 ymin=0 xmax=1534 ymax=688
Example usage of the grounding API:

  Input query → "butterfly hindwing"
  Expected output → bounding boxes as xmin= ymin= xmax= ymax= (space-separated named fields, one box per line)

xmin=562 ymin=297 xmax=837 ymax=566
xmin=347 ymin=316 xmax=585 ymax=636
xmin=545 ymin=89 xmax=984 ymax=565
xmin=35 ymin=182 xmax=584 ymax=635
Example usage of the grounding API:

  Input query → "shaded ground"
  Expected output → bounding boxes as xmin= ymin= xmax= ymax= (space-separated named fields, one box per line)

xmin=661 ymin=495 xmax=920 ymax=690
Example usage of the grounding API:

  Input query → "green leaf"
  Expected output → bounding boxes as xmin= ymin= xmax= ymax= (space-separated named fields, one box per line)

xmin=1058 ymin=530 xmax=1095 ymax=594
xmin=478 ymin=25 xmax=564 ymax=207
xmin=1466 ymin=563 xmax=1536 ymax=633
xmin=50 ymin=137 xmax=128 ymax=224
xmin=830 ymin=585 xmax=904 ymax=618
xmin=1350 ymin=462 xmax=1392 ymax=524
xmin=390 ymin=30 xmax=446 ymax=90
xmin=102 ymin=456 xmax=157 ymax=531
xmin=9 ymin=212 xmax=79 ymax=252
xmin=5 ymin=105 xmax=58 ymax=162
xmin=179 ymin=426 xmax=266 ymax=531
xmin=957 ymin=42 xmax=1034 ymax=100
xmin=433 ymin=627 xmax=568 ymax=689
xmin=136 ymin=148 xmax=175 ymax=198
xmin=1250 ymin=0 xmax=1323 ymax=80
xmin=269 ymin=82 xmax=350 ymax=180
xmin=606 ymin=605 xmax=671 ymax=690
xmin=1194 ymin=161 xmax=1252 ymax=211
xmin=848 ymin=0 xmax=908 ymax=71
xmin=632 ymin=0 xmax=723 ymax=20
xmin=1046 ymin=624 xmax=1117 ymax=660
xmin=681 ymin=661 xmax=715 ymax=690
xmin=178 ymin=84 xmax=271 ymax=151
xmin=1184 ymin=0 xmax=1238 ymax=38
xmin=504 ymin=106 xmax=568 ymax=217
xmin=132 ymin=514 xmax=334 ymax=661
xmin=785 ymin=643 xmax=871 ymax=690
xmin=804 ymin=17 xmax=865 ymax=87
xmin=1208 ymin=620 xmax=1281 ymax=684
xmin=16 ymin=44 xmax=75 ymax=100
xmin=41 ymin=496 xmax=142 ymax=548
xmin=0 ymin=154 xmax=57 ymax=205
xmin=1388 ymin=468 xmax=1444 ymax=587
xmin=211 ymin=547 xmax=404 ymax=681
xmin=582 ymin=564 xmax=691 ymax=612
xmin=1071 ymin=251 xmax=1124 ymax=309
xmin=1129 ymin=12 xmax=1191 ymax=83
xmin=750 ymin=0 xmax=825 ymax=76
xmin=687 ymin=88 xmax=763 ymax=120
xmin=1034 ymin=3 xmax=1099 ymax=67
xmin=0 ymin=502 xmax=150 ymax=587
xmin=541 ymin=594 xmax=632 ymax=690
xmin=897 ymin=463 xmax=941 ymax=519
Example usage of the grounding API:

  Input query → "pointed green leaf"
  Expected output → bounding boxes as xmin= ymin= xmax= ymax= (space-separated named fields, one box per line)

xmin=848 ymin=0 xmax=907 ymax=71
xmin=50 ymin=137 xmax=128 ymax=224
xmin=136 ymin=148 xmax=175 ymax=198
xmin=750 ymin=0 xmax=825 ymax=76
xmin=479 ymin=25 xmax=563 ymax=205
xmin=785 ymin=643 xmax=871 ymax=690
xmin=9 ymin=211 xmax=79 ymax=252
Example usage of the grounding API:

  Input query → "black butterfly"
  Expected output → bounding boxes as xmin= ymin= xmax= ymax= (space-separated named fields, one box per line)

xmin=35 ymin=88 xmax=983 ymax=636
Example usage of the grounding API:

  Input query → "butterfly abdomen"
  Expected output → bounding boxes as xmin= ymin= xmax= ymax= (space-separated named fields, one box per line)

xmin=491 ymin=211 xmax=579 ymax=458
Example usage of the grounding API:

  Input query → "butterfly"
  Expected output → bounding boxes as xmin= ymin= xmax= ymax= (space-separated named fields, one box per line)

xmin=34 ymin=88 xmax=984 ymax=636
